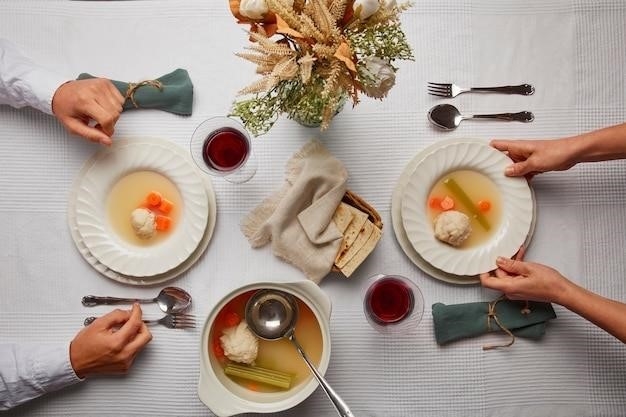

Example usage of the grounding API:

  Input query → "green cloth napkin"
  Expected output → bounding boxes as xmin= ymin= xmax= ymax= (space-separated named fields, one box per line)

xmin=77 ymin=68 xmax=193 ymax=116
xmin=432 ymin=299 xmax=557 ymax=347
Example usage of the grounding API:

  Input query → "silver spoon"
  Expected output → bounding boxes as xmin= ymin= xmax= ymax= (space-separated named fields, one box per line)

xmin=245 ymin=290 xmax=354 ymax=417
xmin=427 ymin=103 xmax=534 ymax=130
xmin=81 ymin=287 xmax=192 ymax=314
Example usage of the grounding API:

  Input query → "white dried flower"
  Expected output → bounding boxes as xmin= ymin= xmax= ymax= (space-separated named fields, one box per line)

xmin=353 ymin=0 xmax=380 ymax=20
xmin=239 ymin=0 xmax=269 ymax=20
xmin=360 ymin=57 xmax=396 ymax=99
xmin=239 ymin=0 xmax=295 ymax=20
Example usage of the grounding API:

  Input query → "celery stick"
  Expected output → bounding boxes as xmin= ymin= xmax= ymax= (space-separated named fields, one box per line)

xmin=443 ymin=178 xmax=490 ymax=231
xmin=224 ymin=363 xmax=293 ymax=389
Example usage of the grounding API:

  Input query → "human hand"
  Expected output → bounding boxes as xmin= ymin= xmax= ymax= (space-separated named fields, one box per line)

xmin=52 ymin=78 xmax=125 ymax=146
xmin=480 ymin=256 xmax=572 ymax=304
xmin=69 ymin=304 xmax=152 ymax=378
xmin=490 ymin=137 xmax=579 ymax=178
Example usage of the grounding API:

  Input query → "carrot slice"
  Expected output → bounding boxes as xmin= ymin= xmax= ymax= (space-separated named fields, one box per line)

xmin=428 ymin=197 xmax=443 ymax=210
xmin=440 ymin=195 xmax=455 ymax=211
xmin=225 ymin=312 xmax=241 ymax=327
xmin=158 ymin=197 xmax=174 ymax=214
xmin=478 ymin=200 xmax=491 ymax=212
xmin=146 ymin=191 xmax=162 ymax=207
xmin=213 ymin=339 xmax=224 ymax=359
xmin=155 ymin=215 xmax=172 ymax=231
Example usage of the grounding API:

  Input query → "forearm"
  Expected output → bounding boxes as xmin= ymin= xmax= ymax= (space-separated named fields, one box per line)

xmin=558 ymin=281 xmax=626 ymax=344
xmin=0 ymin=343 xmax=82 ymax=410
xmin=569 ymin=123 xmax=626 ymax=164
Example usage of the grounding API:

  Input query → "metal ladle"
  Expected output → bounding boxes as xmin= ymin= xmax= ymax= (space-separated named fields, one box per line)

xmin=245 ymin=289 xmax=354 ymax=417
xmin=81 ymin=287 xmax=192 ymax=314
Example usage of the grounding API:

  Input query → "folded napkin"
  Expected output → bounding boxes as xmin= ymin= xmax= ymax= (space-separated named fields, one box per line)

xmin=77 ymin=68 xmax=193 ymax=116
xmin=432 ymin=297 xmax=557 ymax=350
xmin=241 ymin=140 xmax=347 ymax=283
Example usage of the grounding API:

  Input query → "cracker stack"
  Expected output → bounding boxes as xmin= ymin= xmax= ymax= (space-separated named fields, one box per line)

xmin=331 ymin=190 xmax=383 ymax=277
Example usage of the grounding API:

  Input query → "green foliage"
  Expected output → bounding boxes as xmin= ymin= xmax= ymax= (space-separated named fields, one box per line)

xmin=231 ymin=77 xmax=346 ymax=135
xmin=347 ymin=23 xmax=414 ymax=63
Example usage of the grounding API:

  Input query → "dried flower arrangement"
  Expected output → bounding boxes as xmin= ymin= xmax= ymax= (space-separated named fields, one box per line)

xmin=228 ymin=0 xmax=414 ymax=136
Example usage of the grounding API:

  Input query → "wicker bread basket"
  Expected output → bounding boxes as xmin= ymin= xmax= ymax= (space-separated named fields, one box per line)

xmin=331 ymin=190 xmax=383 ymax=274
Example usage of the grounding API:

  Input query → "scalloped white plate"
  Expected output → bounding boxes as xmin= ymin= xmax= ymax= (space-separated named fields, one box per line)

xmin=68 ymin=138 xmax=217 ymax=285
xmin=401 ymin=141 xmax=533 ymax=276
xmin=75 ymin=141 xmax=209 ymax=277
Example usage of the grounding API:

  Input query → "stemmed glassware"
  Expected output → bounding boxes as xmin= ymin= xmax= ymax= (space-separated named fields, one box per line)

xmin=190 ymin=116 xmax=257 ymax=184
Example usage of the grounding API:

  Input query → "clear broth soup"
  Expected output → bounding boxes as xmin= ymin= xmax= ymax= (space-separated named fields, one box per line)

xmin=106 ymin=170 xmax=182 ymax=246
xmin=209 ymin=290 xmax=323 ymax=393
xmin=427 ymin=169 xmax=502 ymax=248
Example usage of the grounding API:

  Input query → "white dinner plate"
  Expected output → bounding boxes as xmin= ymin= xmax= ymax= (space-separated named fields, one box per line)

xmin=74 ymin=140 xmax=209 ymax=277
xmin=68 ymin=138 xmax=217 ymax=286
xmin=401 ymin=141 xmax=533 ymax=276
xmin=391 ymin=138 xmax=536 ymax=285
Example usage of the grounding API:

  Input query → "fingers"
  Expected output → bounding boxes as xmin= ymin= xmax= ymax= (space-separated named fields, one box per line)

xmin=480 ymin=272 xmax=507 ymax=291
xmin=83 ymin=101 xmax=119 ymax=137
xmin=63 ymin=118 xmax=112 ymax=145
xmin=490 ymin=139 xmax=515 ymax=152
xmin=126 ymin=322 xmax=153 ymax=353
xmin=116 ymin=304 xmax=144 ymax=343
xmin=494 ymin=268 xmax=509 ymax=278
xmin=103 ymin=81 xmax=125 ymax=111
xmin=505 ymin=161 xmax=531 ymax=177
xmin=97 ymin=308 xmax=132 ymax=330
xmin=496 ymin=256 xmax=529 ymax=275
xmin=514 ymin=245 xmax=526 ymax=261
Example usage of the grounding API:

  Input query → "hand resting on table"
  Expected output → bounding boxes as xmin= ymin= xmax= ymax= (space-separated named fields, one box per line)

xmin=70 ymin=304 xmax=153 ymax=379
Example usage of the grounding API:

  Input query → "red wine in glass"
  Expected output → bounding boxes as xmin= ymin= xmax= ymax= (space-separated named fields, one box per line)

xmin=365 ymin=277 xmax=415 ymax=325
xmin=202 ymin=127 xmax=249 ymax=172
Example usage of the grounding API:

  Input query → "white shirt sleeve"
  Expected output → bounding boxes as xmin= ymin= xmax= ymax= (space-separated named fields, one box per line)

xmin=0 ymin=342 xmax=83 ymax=410
xmin=0 ymin=39 xmax=70 ymax=115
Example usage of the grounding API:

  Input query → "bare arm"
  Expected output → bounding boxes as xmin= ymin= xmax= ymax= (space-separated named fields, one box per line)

xmin=570 ymin=122 xmax=626 ymax=163
xmin=481 ymin=257 xmax=626 ymax=344
xmin=491 ymin=122 xmax=626 ymax=177
xmin=558 ymin=282 xmax=626 ymax=344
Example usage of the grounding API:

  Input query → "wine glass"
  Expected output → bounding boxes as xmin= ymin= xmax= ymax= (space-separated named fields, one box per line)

xmin=362 ymin=274 xmax=424 ymax=335
xmin=190 ymin=116 xmax=257 ymax=184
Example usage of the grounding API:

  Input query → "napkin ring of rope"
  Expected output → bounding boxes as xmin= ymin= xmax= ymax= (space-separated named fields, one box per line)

xmin=125 ymin=80 xmax=163 ymax=108
xmin=483 ymin=296 xmax=516 ymax=351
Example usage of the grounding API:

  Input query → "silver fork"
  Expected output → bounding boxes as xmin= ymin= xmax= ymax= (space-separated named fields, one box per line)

xmin=428 ymin=82 xmax=534 ymax=98
xmin=83 ymin=313 xmax=196 ymax=329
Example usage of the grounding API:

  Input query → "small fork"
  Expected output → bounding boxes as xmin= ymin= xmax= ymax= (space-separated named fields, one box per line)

xmin=428 ymin=82 xmax=534 ymax=98
xmin=83 ymin=313 xmax=196 ymax=329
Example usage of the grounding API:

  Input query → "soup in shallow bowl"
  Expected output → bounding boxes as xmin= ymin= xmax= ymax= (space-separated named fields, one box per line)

xmin=198 ymin=280 xmax=331 ymax=416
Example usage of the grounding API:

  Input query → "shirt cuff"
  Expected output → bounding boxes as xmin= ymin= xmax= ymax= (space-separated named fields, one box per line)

xmin=26 ymin=69 xmax=71 ymax=115
xmin=33 ymin=342 xmax=83 ymax=394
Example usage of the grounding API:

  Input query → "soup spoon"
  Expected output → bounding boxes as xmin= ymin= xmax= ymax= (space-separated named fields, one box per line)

xmin=427 ymin=104 xmax=534 ymax=130
xmin=245 ymin=289 xmax=354 ymax=417
xmin=81 ymin=287 xmax=192 ymax=314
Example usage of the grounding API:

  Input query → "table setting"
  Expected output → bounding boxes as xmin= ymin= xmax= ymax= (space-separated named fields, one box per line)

xmin=2 ymin=1 xmax=626 ymax=416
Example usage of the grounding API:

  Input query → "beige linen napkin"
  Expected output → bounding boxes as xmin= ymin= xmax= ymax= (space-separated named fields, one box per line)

xmin=241 ymin=140 xmax=347 ymax=283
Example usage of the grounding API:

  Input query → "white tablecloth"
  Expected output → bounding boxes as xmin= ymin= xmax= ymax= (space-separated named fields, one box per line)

xmin=1 ymin=1 xmax=626 ymax=416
